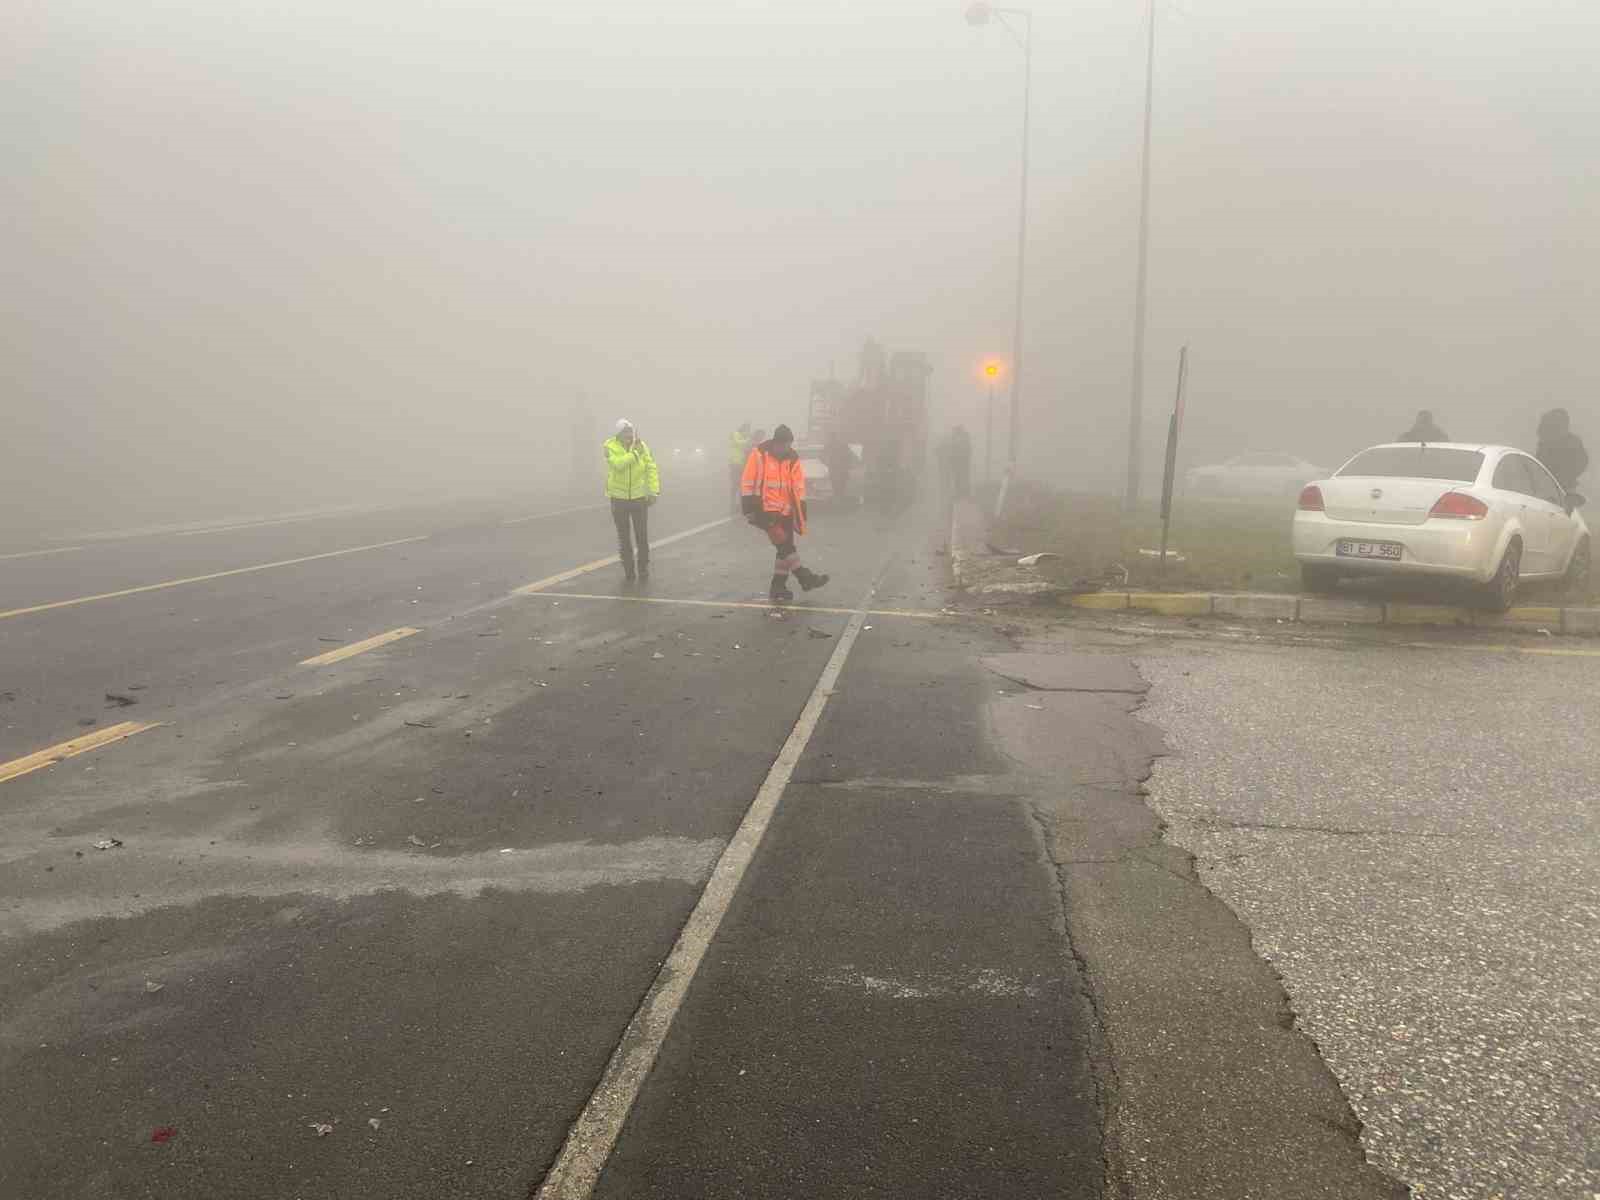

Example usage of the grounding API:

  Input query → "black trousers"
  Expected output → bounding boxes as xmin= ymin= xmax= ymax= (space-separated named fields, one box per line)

xmin=611 ymin=499 xmax=650 ymax=573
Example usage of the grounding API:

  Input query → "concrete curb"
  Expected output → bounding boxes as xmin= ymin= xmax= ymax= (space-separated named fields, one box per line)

xmin=1062 ymin=590 xmax=1600 ymax=636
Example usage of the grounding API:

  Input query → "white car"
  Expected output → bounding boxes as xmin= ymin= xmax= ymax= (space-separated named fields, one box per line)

xmin=796 ymin=443 xmax=862 ymax=506
xmin=1186 ymin=452 xmax=1330 ymax=498
xmin=1293 ymin=443 xmax=1591 ymax=609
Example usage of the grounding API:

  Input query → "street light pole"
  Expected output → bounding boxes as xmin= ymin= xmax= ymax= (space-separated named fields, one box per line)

xmin=1124 ymin=0 xmax=1156 ymax=511
xmin=966 ymin=4 xmax=1031 ymax=486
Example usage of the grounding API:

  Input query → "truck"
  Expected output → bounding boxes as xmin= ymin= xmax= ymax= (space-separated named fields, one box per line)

xmin=806 ymin=339 xmax=932 ymax=510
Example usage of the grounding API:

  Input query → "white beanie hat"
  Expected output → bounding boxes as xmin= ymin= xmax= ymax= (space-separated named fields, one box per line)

xmin=615 ymin=418 xmax=633 ymax=433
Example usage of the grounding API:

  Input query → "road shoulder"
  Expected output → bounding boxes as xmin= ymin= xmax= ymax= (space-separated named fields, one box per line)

xmin=985 ymin=635 xmax=1411 ymax=1199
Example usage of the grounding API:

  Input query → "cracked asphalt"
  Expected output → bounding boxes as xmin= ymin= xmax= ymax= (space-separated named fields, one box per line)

xmin=1135 ymin=627 xmax=1600 ymax=1200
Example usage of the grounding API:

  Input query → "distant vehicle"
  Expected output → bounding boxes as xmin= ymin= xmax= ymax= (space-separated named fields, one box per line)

xmin=1293 ymin=443 xmax=1591 ymax=609
xmin=665 ymin=443 xmax=710 ymax=470
xmin=1185 ymin=452 xmax=1330 ymax=498
xmin=795 ymin=443 xmax=863 ymax=506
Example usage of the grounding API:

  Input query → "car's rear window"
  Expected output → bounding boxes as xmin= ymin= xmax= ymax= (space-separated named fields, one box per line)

xmin=1337 ymin=447 xmax=1484 ymax=481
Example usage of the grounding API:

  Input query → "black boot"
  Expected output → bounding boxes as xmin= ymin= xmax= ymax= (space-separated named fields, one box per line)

xmin=621 ymin=555 xmax=636 ymax=584
xmin=795 ymin=566 xmax=830 ymax=592
xmin=769 ymin=574 xmax=794 ymax=604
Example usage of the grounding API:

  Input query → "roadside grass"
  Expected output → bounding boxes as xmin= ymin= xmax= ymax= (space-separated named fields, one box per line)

xmin=987 ymin=482 xmax=1300 ymax=593
xmin=986 ymin=481 xmax=1600 ymax=604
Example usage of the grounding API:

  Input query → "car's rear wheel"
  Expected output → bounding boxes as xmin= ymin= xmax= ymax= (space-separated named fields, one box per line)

xmin=1565 ymin=536 xmax=1591 ymax=595
xmin=1478 ymin=540 xmax=1522 ymax=612
xmin=1301 ymin=564 xmax=1340 ymax=593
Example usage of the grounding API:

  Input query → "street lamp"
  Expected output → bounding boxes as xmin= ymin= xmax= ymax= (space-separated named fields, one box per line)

xmin=964 ymin=3 xmax=1031 ymax=500
xmin=982 ymin=359 xmax=1002 ymax=485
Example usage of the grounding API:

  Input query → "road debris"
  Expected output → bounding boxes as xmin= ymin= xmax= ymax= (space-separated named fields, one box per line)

xmin=407 ymin=834 xmax=425 ymax=847
xmin=1016 ymin=553 xmax=1060 ymax=566
xmin=403 ymin=720 xmax=435 ymax=728
xmin=93 ymin=838 xmax=123 ymax=851
xmin=651 ymin=652 xmax=665 ymax=659
xmin=368 ymin=1118 xmax=382 ymax=1131
xmin=150 ymin=1126 xmax=178 ymax=1144
xmin=808 ymin=628 xmax=832 ymax=639
xmin=144 ymin=981 xmax=165 ymax=994
xmin=104 ymin=693 xmax=138 ymax=707
xmin=310 ymin=1123 xmax=334 ymax=1137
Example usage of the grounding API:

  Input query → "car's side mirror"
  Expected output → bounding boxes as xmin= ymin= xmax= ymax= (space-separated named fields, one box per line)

xmin=1565 ymin=492 xmax=1587 ymax=515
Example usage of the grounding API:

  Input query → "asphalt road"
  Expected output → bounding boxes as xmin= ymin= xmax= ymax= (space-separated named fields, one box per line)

xmin=1127 ymin=620 xmax=1600 ymax=1200
xmin=7 ymin=474 xmax=1584 ymax=1199
xmin=2 ymin=477 xmax=1113 ymax=1200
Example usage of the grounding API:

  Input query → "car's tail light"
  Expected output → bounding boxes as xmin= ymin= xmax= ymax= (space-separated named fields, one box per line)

xmin=1297 ymin=484 xmax=1324 ymax=511
xmin=1429 ymin=491 xmax=1489 ymax=520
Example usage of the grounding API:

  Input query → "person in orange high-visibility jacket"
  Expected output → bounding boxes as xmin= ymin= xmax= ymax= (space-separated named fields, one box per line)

xmin=740 ymin=424 xmax=830 ymax=604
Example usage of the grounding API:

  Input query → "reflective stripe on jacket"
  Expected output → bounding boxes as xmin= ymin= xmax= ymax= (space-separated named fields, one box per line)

xmin=740 ymin=442 xmax=806 ymax=534
xmin=603 ymin=436 xmax=660 ymax=500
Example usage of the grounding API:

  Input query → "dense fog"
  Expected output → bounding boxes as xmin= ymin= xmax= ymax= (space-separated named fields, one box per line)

xmin=6 ymin=0 xmax=1595 ymax=533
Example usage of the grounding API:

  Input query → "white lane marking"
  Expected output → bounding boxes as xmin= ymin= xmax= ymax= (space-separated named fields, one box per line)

xmin=0 ymin=546 xmax=84 ymax=561
xmin=173 ymin=513 xmax=342 ymax=537
xmin=0 ymin=536 xmax=429 ymax=621
xmin=502 ymin=503 xmax=608 ymax=526
xmin=523 ymin=590 xmax=946 ymax=620
xmin=533 ymin=575 xmax=879 ymax=1200
xmin=514 ymin=516 xmax=732 ymax=594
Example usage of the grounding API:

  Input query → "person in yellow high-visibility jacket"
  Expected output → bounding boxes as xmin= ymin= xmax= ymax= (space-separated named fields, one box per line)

xmin=602 ymin=419 xmax=660 ymax=584
xmin=726 ymin=423 xmax=751 ymax=513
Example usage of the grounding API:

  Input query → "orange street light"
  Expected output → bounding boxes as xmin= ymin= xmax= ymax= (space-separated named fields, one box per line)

xmin=983 ymin=361 xmax=1002 ymax=380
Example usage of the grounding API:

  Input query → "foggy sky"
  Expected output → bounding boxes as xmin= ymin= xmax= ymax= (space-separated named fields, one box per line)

xmin=6 ymin=0 xmax=1597 ymax=528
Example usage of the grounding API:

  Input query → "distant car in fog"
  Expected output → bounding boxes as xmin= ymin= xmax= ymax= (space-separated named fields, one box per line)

xmin=1293 ymin=442 xmax=1590 ymax=610
xmin=796 ymin=442 xmax=862 ymax=506
xmin=665 ymin=443 xmax=710 ymax=470
xmin=1185 ymin=452 xmax=1330 ymax=498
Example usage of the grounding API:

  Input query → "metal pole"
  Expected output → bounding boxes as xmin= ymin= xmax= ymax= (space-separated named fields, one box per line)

xmin=986 ymin=379 xmax=995 ymax=485
xmin=1124 ymin=0 xmax=1155 ymax=511
xmin=1007 ymin=12 xmax=1031 ymax=475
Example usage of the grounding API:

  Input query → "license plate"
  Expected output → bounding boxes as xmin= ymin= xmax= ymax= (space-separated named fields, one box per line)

xmin=1336 ymin=539 xmax=1403 ymax=561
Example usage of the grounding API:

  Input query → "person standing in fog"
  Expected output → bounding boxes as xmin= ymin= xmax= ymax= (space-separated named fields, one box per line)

xmin=741 ymin=424 xmax=829 ymax=604
xmin=727 ymin=422 xmax=752 ymax=513
xmin=602 ymin=419 xmax=659 ymax=585
xmin=949 ymin=425 xmax=973 ymax=499
xmin=1536 ymin=408 xmax=1589 ymax=493
xmin=1398 ymin=410 xmax=1449 ymax=442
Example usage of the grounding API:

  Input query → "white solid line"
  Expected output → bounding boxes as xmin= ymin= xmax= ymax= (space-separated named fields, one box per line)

xmin=174 ymin=513 xmax=336 ymax=537
xmin=0 ymin=536 xmax=429 ymax=621
xmin=501 ymin=503 xmax=608 ymax=526
xmin=0 ymin=546 xmax=84 ymax=561
xmin=522 ymin=590 xmax=947 ymax=620
xmin=513 ymin=516 xmax=732 ymax=594
xmin=533 ymin=575 xmax=881 ymax=1200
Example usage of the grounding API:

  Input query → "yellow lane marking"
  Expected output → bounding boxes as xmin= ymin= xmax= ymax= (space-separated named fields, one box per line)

xmin=1402 ymin=641 xmax=1600 ymax=659
xmin=0 ymin=536 xmax=429 ymax=621
xmin=523 ymin=592 xmax=948 ymax=620
xmin=502 ymin=503 xmax=608 ymax=526
xmin=514 ymin=517 xmax=733 ymax=594
xmin=0 ymin=721 xmax=163 ymax=784
xmin=300 ymin=626 xmax=421 ymax=666
xmin=0 ymin=546 xmax=83 ymax=561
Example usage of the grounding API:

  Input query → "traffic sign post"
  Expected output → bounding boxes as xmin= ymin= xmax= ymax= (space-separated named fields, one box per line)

xmin=1157 ymin=345 xmax=1189 ymax=585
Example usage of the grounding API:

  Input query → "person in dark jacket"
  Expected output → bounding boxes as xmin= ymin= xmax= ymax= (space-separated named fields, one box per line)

xmin=1536 ymin=408 xmax=1589 ymax=493
xmin=1398 ymin=410 xmax=1449 ymax=442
